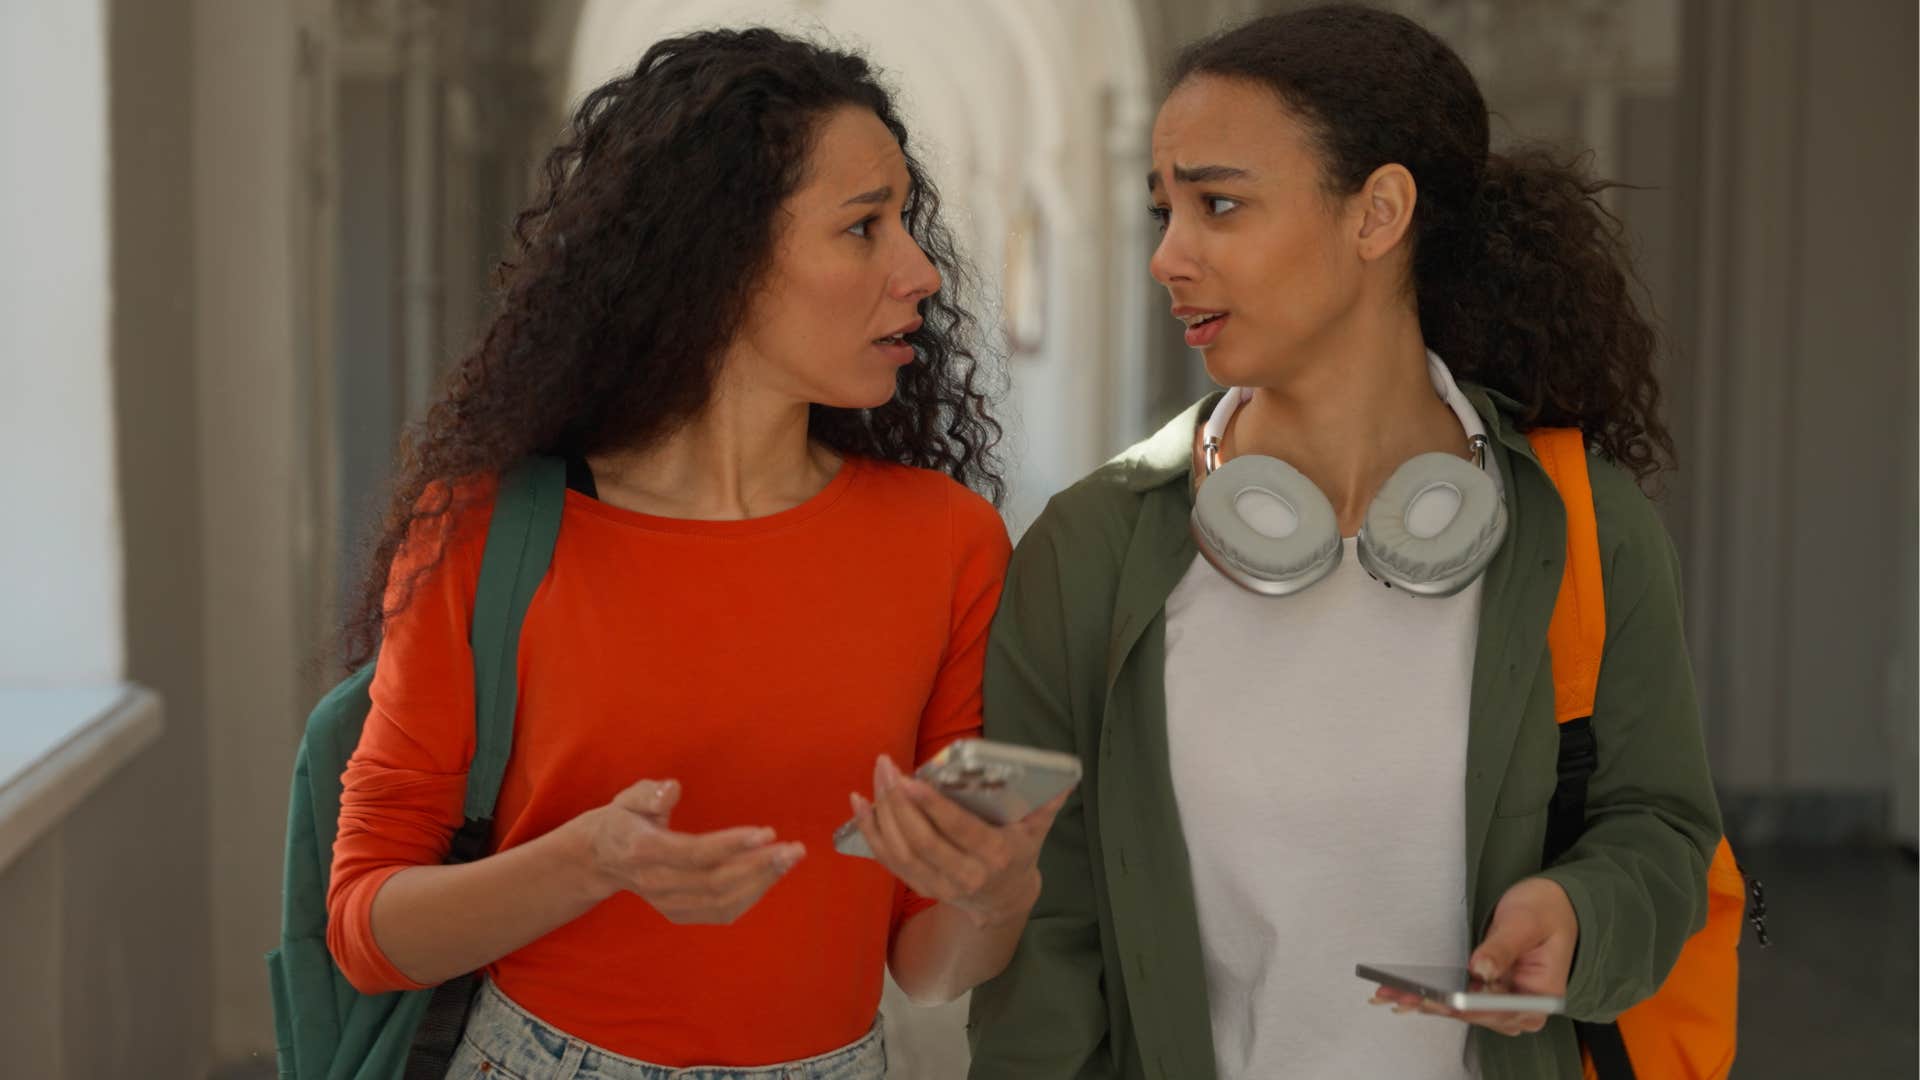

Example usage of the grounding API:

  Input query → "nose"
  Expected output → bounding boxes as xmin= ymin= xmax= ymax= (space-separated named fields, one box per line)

xmin=891 ymin=236 xmax=941 ymax=302
xmin=1149 ymin=219 xmax=1199 ymax=286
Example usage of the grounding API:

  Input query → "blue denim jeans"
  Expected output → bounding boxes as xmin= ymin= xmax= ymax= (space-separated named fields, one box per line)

xmin=445 ymin=979 xmax=888 ymax=1080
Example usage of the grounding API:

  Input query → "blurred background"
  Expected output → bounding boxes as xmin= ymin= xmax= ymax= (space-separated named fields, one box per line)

xmin=0 ymin=0 xmax=1913 ymax=1076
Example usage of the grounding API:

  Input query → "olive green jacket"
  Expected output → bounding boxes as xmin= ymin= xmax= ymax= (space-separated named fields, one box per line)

xmin=967 ymin=388 xmax=1722 ymax=1080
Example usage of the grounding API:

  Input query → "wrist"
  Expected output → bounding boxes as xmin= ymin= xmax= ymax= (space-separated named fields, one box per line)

xmin=554 ymin=807 xmax=618 ymax=906
xmin=976 ymin=867 xmax=1042 ymax=928
xmin=1527 ymin=876 xmax=1577 ymax=924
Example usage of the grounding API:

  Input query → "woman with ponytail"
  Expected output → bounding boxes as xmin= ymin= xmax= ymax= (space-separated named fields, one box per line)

xmin=967 ymin=5 xmax=1720 ymax=1078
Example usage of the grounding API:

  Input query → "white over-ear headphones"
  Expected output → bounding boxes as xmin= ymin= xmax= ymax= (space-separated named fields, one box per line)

xmin=1190 ymin=386 xmax=1508 ymax=597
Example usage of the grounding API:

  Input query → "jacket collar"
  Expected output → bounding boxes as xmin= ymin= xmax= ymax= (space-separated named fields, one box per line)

xmin=1118 ymin=381 xmax=1539 ymax=496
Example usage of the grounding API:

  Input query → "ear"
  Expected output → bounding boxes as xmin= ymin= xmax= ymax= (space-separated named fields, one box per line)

xmin=1354 ymin=163 xmax=1417 ymax=263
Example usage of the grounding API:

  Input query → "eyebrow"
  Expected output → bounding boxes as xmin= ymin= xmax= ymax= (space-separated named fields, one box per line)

xmin=1146 ymin=164 xmax=1255 ymax=192
xmin=841 ymin=186 xmax=893 ymax=207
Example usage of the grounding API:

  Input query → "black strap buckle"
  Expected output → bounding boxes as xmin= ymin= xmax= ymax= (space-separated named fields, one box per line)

xmin=1739 ymin=865 xmax=1771 ymax=948
xmin=1545 ymin=717 xmax=1597 ymax=865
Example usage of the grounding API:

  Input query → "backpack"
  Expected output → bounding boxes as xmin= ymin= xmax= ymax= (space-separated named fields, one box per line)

xmin=1529 ymin=428 xmax=1767 ymax=1080
xmin=266 ymin=457 xmax=566 ymax=1080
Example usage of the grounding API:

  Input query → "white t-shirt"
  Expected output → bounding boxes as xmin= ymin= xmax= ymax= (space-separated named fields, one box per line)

xmin=1164 ymin=354 xmax=1492 ymax=1079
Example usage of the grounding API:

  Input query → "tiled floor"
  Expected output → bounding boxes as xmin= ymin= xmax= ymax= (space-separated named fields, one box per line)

xmin=216 ymin=845 xmax=1916 ymax=1079
xmin=1734 ymin=845 xmax=1917 ymax=1078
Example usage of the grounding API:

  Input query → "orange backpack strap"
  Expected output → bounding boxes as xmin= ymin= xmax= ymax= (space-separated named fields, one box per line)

xmin=1530 ymin=427 xmax=1748 ymax=1080
xmin=1529 ymin=425 xmax=1607 ymax=871
xmin=1528 ymin=428 xmax=1639 ymax=1079
xmin=1528 ymin=427 xmax=1606 ymax=724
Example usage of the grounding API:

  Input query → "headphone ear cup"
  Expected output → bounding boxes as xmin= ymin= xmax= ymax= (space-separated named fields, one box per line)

xmin=1357 ymin=452 xmax=1507 ymax=596
xmin=1190 ymin=455 xmax=1343 ymax=595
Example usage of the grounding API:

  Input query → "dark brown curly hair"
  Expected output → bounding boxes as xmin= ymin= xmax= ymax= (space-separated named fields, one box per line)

xmin=340 ymin=28 xmax=1003 ymax=670
xmin=1172 ymin=4 xmax=1674 ymax=482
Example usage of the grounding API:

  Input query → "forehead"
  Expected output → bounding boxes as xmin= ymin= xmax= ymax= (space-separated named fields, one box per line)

xmin=795 ymin=106 xmax=909 ymax=200
xmin=1151 ymin=76 xmax=1314 ymax=178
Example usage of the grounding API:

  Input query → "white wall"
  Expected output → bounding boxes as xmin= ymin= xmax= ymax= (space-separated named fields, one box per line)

xmin=0 ymin=1 xmax=216 ymax=1076
xmin=0 ymin=0 xmax=121 ymax=685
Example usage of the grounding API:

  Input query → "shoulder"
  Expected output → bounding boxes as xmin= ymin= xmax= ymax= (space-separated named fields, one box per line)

xmin=1491 ymin=398 xmax=1681 ymax=600
xmin=1582 ymin=454 xmax=1684 ymax=611
xmin=1020 ymin=462 xmax=1152 ymax=569
xmin=390 ymin=473 xmax=501 ymax=586
xmin=857 ymin=458 xmax=1010 ymax=565
xmin=1586 ymin=456 xmax=1675 ymax=563
xmin=1018 ymin=393 xmax=1215 ymax=566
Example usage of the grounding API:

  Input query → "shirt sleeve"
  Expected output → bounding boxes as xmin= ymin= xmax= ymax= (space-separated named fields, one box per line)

xmin=891 ymin=480 xmax=1013 ymax=937
xmin=325 ymin=481 xmax=494 ymax=993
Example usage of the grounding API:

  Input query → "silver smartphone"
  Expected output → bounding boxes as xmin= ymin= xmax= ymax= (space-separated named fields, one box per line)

xmin=833 ymin=738 xmax=1083 ymax=859
xmin=1356 ymin=963 xmax=1565 ymax=1014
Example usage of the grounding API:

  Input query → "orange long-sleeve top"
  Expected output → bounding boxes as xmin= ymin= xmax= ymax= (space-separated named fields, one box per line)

xmin=326 ymin=455 xmax=1010 ymax=1067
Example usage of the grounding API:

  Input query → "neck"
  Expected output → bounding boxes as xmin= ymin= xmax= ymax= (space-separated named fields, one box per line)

xmin=589 ymin=361 xmax=838 ymax=521
xmin=1225 ymin=308 xmax=1467 ymax=533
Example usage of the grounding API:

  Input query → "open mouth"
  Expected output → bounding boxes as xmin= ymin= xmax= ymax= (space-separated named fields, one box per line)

xmin=875 ymin=317 xmax=923 ymax=346
xmin=1179 ymin=309 xmax=1229 ymax=348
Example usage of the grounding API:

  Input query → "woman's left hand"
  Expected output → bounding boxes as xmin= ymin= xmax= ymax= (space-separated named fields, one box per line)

xmin=1371 ymin=877 xmax=1579 ymax=1037
xmin=850 ymin=754 xmax=1071 ymax=929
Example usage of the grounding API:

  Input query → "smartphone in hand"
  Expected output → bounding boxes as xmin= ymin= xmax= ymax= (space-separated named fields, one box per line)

xmin=833 ymin=739 xmax=1082 ymax=859
xmin=1356 ymin=963 xmax=1565 ymax=1014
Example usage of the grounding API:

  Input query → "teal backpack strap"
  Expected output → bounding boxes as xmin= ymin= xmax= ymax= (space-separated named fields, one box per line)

xmin=403 ymin=456 xmax=565 ymax=1080
xmin=457 ymin=456 xmax=566 ymax=843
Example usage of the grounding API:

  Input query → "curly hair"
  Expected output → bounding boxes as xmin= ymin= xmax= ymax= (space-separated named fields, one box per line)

xmin=1171 ymin=4 xmax=1674 ymax=483
xmin=340 ymin=28 xmax=1003 ymax=670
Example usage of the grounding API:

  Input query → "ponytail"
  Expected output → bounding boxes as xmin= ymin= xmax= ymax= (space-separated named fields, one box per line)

xmin=1421 ymin=146 xmax=1673 ymax=484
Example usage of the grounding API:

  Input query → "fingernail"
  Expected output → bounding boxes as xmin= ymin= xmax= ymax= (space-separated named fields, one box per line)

xmin=874 ymin=756 xmax=889 ymax=794
xmin=779 ymin=843 xmax=807 ymax=869
xmin=849 ymin=791 xmax=865 ymax=815
xmin=755 ymin=828 xmax=777 ymax=845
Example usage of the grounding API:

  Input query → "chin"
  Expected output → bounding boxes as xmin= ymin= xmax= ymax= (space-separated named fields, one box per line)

xmin=818 ymin=375 xmax=900 ymax=411
xmin=1198 ymin=346 xmax=1263 ymax=389
xmin=1199 ymin=336 xmax=1303 ymax=391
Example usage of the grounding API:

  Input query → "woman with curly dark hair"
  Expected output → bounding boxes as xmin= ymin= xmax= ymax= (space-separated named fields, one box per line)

xmin=969 ymin=6 xmax=1722 ymax=1079
xmin=325 ymin=27 xmax=1066 ymax=1079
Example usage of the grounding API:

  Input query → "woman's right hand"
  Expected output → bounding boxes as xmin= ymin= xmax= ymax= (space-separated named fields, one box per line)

xmin=571 ymin=778 xmax=805 ymax=925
